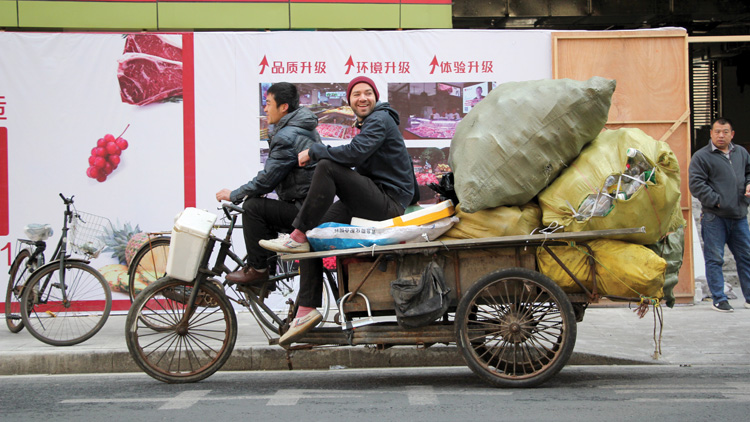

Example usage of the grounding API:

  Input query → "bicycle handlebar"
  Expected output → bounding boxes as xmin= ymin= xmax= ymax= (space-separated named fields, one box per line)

xmin=59 ymin=193 xmax=74 ymax=205
xmin=223 ymin=202 xmax=244 ymax=214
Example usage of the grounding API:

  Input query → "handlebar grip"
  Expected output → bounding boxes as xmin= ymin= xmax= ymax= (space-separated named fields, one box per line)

xmin=59 ymin=193 xmax=74 ymax=204
xmin=224 ymin=202 xmax=244 ymax=214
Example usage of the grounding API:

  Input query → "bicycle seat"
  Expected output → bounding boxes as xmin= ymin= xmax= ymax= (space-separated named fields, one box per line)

xmin=23 ymin=224 xmax=54 ymax=241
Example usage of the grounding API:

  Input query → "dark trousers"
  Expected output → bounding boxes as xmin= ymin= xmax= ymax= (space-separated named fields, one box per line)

xmin=295 ymin=159 xmax=404 ymax=308
xmin=242 ymin=197 xmax=299 ymax=270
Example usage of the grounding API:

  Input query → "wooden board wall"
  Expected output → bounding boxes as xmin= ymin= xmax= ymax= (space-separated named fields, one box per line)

xmin=552 ymin=29 xmax=694 ymax=303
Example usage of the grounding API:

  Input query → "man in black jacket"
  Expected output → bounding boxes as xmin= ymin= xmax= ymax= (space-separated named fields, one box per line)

xmin=689 ymin=117 xmax=750 ymax=312
xmin=260 ymin=76 xmax=418 ymax=345
xmin=216 ymin=82 xmax=321 ymax=286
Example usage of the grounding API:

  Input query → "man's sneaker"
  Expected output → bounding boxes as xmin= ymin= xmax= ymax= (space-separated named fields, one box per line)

xmin=279 ymin=309 xmax=322 ymax=346
xmin=712 ymin=300 xmax=734 ymax=312
xmin=745 ymin=301 xmax=750 ymax=309
xmin=259 ymin=234 xmax=310 ymax=254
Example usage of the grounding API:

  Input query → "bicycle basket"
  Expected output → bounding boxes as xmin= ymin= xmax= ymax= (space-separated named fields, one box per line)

xmin=68 ymin=211 xmax=112 ymax=258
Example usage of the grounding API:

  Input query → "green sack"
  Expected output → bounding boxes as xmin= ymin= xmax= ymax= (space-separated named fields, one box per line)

xmin=449 ymin=77 xmax=616 ymax=212
xmin=538 ymin=128 xmax=685 ymax=245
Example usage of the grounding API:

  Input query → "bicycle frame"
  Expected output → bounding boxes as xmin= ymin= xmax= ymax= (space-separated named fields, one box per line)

xmin=31 ymin=194 xmax=81 ymax=309
xmin=175 ymin=203 xmax=295 ymax=330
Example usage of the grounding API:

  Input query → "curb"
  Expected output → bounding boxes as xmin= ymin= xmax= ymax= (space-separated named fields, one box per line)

xmin=0 ymin=345 xmax=658 ymax=377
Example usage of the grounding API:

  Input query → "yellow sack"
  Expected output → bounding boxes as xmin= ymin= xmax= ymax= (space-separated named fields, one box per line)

xmin=537 ymin=238 xmax=666 ymax=300
xmin=538 ymin=128 xmax=684 ymax=244
xmin=438 ymin=202 xmax=542 ymax=240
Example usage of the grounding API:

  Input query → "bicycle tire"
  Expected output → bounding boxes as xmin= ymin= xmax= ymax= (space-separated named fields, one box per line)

xmin=5 ymin=249 xmax=31 ymax=333
xmin=125 ymin=276 xmax=238 ymax=384
xmin=128 ymin=236 xmax=171 ymax=302
xmin=248 ymin=264 xmax=336 ymax=335
xmin=20 ymin=261 xmax=112 ymax=346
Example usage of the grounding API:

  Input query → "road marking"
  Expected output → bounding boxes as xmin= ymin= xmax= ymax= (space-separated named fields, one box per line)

xmin=160 ymin=390 xmax=211 ymax=410
xmin=407 ymin=386 xmax=438 ymax=405
xmin=60 ymin=386 xmax=513 ymax=409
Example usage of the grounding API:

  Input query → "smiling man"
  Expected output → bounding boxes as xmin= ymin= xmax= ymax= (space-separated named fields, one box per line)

xmin=260 ymin=76 xmax=418 ymax=346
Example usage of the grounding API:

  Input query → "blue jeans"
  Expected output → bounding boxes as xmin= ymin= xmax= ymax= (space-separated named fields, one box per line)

xmin=701 ymin=212 xmax=750 ymax=304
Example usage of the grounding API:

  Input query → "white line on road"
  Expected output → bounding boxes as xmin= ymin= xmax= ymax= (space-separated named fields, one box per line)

xmin=160 ymin=390 xmax=211 ymax=410
xmin=407 ymin=386 xmax=438 ymax=405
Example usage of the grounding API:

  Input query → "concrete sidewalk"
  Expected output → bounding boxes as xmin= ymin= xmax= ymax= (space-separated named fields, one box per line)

xmin=1 ymin=297 xmax=748 ymax=376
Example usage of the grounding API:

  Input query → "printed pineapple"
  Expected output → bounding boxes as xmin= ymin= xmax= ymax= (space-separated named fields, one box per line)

xmin=100 ymin=222 xmax=161 ymax=294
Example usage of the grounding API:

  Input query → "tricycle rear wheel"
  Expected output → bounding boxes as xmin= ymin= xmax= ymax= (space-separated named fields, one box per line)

xmin=455 ymin=267 xmax=576 ymax=388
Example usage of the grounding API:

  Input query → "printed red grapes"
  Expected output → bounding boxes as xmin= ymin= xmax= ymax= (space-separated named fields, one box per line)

xmin=86 ymin=130 xmax=129 ymax=182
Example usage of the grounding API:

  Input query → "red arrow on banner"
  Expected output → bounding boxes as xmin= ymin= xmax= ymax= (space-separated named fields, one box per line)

xmin=259 ymin=56 xmax=269 ymax=74
xmin=344 ymin=56 xmax=354 ymax=74
xmin=429 ymin=56 xmax=439 ymax=74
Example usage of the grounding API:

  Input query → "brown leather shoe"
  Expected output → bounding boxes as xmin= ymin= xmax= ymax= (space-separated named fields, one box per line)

xmin=225 ymin=266 xmax=269 ymax=286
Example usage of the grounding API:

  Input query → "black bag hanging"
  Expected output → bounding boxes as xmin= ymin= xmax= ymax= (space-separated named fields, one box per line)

xmin=390 ymin=259 xmax=451 ymax=329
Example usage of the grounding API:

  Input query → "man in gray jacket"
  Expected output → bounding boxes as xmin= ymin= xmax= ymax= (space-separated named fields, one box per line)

xmin=216 ymin=82 xmax=321 ymax=285
xmin=689 ymin=117 xmax=750 ymax=312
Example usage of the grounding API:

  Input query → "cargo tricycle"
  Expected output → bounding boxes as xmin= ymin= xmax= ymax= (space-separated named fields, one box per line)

xmin=125 ymin=202 xmax=645 ymax=387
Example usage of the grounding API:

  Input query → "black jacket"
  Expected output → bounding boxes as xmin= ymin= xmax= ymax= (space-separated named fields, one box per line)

xmin=689 ymin=142 xmax=750 ymax=218
xmin=307 ymin=102 xmax=417 ymax=209
xmin=231 ymin=107 xmax=321 ymax=203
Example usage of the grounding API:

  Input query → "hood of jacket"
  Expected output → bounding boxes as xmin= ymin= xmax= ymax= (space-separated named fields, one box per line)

xmin=272 ymin=106 xmax=319 ymax=136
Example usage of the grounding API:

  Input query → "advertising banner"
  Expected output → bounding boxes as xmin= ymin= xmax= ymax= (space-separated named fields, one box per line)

xmin=0 ymin=29 xmax=552 ymax=311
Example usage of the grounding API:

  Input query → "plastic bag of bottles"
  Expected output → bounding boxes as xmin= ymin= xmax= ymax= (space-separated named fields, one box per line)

xmin=538 ymin=128 xmax=684 ymax=245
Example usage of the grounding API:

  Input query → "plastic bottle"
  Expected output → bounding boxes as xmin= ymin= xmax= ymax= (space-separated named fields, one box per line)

xmin=592 ymin=192 xmax=614 ymax=217
xmin=626 ymin=148 xmax=652 ymax=175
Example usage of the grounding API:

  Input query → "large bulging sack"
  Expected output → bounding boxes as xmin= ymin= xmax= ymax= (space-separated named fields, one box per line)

xmin=438 ymin=202 xmax=542 ymax=240
xmin=449 ymin=77 xmax=616 ymax=212
xmin=537 ymin=238 xmax=667 ymax=300
xmin=538 ymin=128 xmax=685 ymax=244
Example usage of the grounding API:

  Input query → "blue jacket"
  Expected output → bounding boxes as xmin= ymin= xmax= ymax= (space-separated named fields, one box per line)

xmin=231 ymin=107 xmax=321 ymax=203
xmin=689 ymin=142 xmax=750 ymax=219
xmin=307 ymin=102 xmax=417 ymax=209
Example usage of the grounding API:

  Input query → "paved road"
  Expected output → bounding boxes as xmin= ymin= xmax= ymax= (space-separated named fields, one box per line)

xmin=3 ymin=365 xmax=749 ymax=421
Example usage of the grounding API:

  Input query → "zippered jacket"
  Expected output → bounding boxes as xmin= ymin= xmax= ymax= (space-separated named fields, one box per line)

xmin=231 ymin=107 xmax=321 ymax=203
xmin=307 ymin=102 xmax=417 ymax=209
xmin=689 ymin=142 xmax=750 ymax=218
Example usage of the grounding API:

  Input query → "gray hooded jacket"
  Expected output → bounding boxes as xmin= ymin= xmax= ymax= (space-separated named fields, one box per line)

xmin=231 ymin=107 xmax=321 ymax=203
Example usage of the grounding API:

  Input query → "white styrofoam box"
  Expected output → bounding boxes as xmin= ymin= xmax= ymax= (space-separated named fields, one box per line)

xmin=166 ymin=208 xmax=218 ymax=281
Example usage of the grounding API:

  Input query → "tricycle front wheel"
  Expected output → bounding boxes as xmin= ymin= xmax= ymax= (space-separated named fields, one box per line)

xmin=455 ymin=267 xmax=576 ymax=388
xmin=125 ymin=276 xmax=237 ymax=383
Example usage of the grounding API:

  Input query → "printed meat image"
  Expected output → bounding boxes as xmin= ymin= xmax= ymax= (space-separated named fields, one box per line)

xmin=117 ymin=34 xmax=183 ymax=106
xmin=117 ymin=53 xmax=183 ymax=106
xmin=123 ymin=34 xmax=183 ymax=62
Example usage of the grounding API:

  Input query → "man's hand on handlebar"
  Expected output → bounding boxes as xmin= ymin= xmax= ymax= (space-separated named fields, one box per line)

xmin=216 ymin=189 xmax=231 ymax=202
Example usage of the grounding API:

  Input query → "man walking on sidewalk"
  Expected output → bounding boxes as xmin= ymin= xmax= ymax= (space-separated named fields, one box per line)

xmin=689 ymin=117 xmax=750 ymax=312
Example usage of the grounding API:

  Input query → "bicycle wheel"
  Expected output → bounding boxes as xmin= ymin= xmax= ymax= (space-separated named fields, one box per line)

xmin=247 ymin=262 xmax=336 ymax=335
xmin=128 ymin=236 xmax=171 ymax=302
xmin=5 ymin=249 xmax=32 ymax=333
xmin=126 ymin=276 xmax=237 ymax=384
xmin=455 ymin=267 xmax=576 ymax=388
xmin=20 ymin=261 xmax=112 ymax=346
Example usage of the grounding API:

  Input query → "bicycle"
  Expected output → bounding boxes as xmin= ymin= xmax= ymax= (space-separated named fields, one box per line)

xmin=126 ymin=213 xmax=336 ymax=332
xmin=125 ymin=202 xmax=337 ymax=383
xmin=5 ymin=194 xmax=113 ymax=346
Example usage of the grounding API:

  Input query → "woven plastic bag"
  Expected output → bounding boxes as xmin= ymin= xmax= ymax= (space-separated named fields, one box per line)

xmin=306 ymin=217 xmax=457 ymax=251
xmin=438 ymin=202 xmax=542 ymax=240
xmin=536 ymin=238 xmax=666 ymax=300
xmin=449 ymin=77 xmax=616 ymax=212
xmin=538 ymin=128 xmax=685 ymax=244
